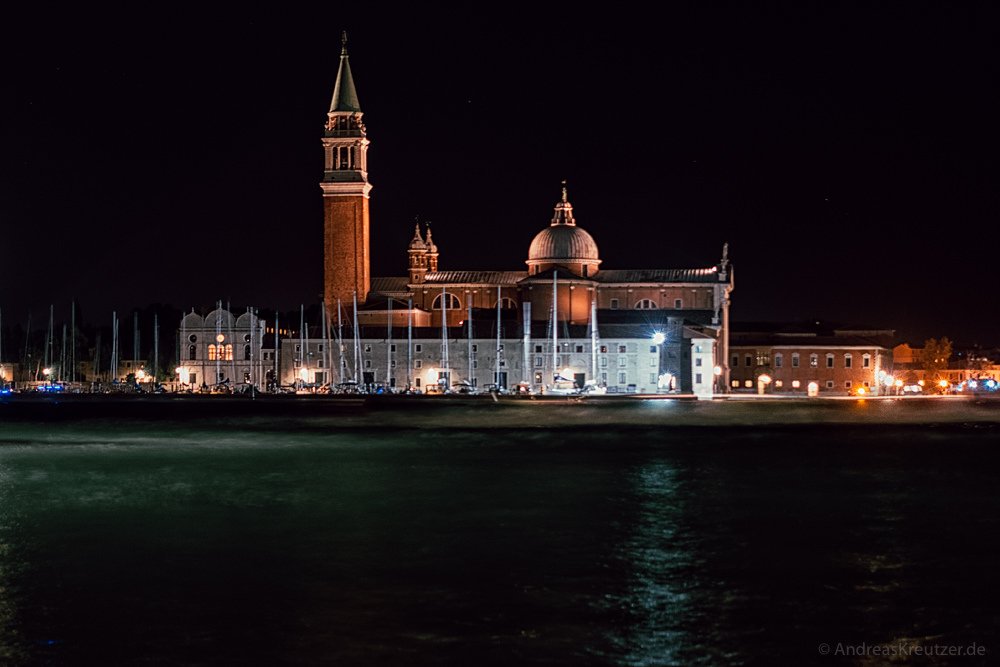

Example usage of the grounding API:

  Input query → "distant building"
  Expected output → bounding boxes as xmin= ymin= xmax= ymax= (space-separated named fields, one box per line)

xmin=312 ymin=37 xmax=733 ymax=395
xmin=177 ymin=308 xmax=268 ymax=388
xmin=729 ymin=324 xmax=894 ymax=394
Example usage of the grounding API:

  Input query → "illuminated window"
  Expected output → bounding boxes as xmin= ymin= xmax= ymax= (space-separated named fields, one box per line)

xmin=844 ymin=354 xmax=852 ymax=369
xmin=756 ymin=353 xmax=770 ymax=366
xmin=635 ymin=299 xmax=657 ymax=309
xmin=731 ymin=380 xmax=740 ymax=388
xmin=810 ymin=354 xmax=818 ymax=367
xmin=208 ymin=344 xmax=217 ymax=361
xmin=774 ymin=380 xmax=783 ymax=388
xmin=744 ymin=380 xmax=753 ymax=388
xmin=774 ymin=354 xmax=783 ymax=368
xmin=225 ymin=344 xmax=233 ymax=361
xmin=792 ymin=353 xmax=800 ymax=368
xmin=610 ymin=299 xmax=619 ymax=309
xmin=432 ymin=292 xmax=461 ymax=310
xmin=792 ymin=380 xmax=801 ymax=389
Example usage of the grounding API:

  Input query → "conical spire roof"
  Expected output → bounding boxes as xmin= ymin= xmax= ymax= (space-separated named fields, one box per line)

xmin=329 ymin=31 xmax=361 ymax=113
xmin=408 ymin=223 xmax=426 ymax=250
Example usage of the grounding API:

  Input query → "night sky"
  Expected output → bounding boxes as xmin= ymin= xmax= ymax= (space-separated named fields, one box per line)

xmin=2 ymin=5 xmax=998 ymax=345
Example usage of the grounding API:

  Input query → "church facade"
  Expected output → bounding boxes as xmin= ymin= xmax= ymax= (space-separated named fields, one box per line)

xmin=285 ymin=36 xmax=734 ymax=395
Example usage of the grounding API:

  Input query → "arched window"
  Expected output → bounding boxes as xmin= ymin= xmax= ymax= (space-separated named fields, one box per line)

xmin=432 ymin=292 xmax=461 ymax=311
xmin=224 ymin=344 xmax=233 ymax=361
xmin=244 ymin=345 xmax=251 ymax=360
xmin=188 ymin=345 xmax=197 ymax=361
xmin=208 ymin=344 xmax=217 ymax=361
xmin=493 ymin=297 xmax=517 ymax=309
xmin=635 ymin=299 xmax=658 ymax=309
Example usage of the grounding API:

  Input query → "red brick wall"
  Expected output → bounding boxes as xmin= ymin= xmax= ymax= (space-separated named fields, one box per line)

xmin=324 ymin=196 xmax=370 ymax=308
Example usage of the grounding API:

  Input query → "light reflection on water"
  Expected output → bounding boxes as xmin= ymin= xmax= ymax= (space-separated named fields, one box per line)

xmin=0 ymin=402 xmax=998 ymax=665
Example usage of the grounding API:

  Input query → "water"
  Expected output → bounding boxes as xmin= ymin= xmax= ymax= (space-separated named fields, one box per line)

xmin=1 ymin=398 xmax=998 ymax=665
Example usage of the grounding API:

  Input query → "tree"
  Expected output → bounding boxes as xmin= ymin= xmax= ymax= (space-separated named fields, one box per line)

xmin=920 ymin=337 xmax=952 ymax=390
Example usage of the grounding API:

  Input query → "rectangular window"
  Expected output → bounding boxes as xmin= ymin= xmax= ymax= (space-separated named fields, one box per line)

xmin=731 ymin=380 xmax=740 ymax=388
xmin=317 ymin=359 xmax=324 ymax=368
xmin=618 ymin=345 xmax=627 ymax=354
xmin=745 ymin=355 xmax=752 ymax=367
xmin=863 ymin=381 xmax=870 ymax=387
xmin=415 ymin=378 xmax=421 ymax=388
xmin=792 ymin=380 xmax=800 ymax=389
xmin=844 ymin=381 xmax=852 ymax=388
xmin=695 ymin=358 xmax=703 ymax=367
xmin=618 ymin=357 xmax=627 ymax=368
xmin=695 ymin=373 xmax=702 ymax=384
xmin=863 ymin=355 xmax=871 ymax=368
xmin=471 ymin=344 xmax=477 ymax=353
xmin=774 ymin=380 xmax=783 ymax=388
xmin=810 ymin=354 xmax=818 ymax=367
xmin=364 ymin=344 xmax=372 ymax=353
xmin=575 ymin=345 xmax=584 ymax=353
xmin=318 ymin=344 xmax=324 ymax=352
xmin=650 ymin=357 xmax=658 ymax=367
xmin=826 ymin=355 xmax=834 ymax=368
xmin=650 ymin=373 xmax=657 ymax=384
xmin=673 ymin=299 xmax=682 ymax=309
xmin=649 ymin=345 xmax=657 ymax=354
xmin=610 ymin=299 xmax=619 ymax=309
xmin=294 ymin=344 xmax=301 ymax=353
xmin=600 ymin=357 xmax=608 ymax=368
xmin=535 ymin=345 xmax=543 ymax=353
xmin=826 ymin=380 xmax=834 ymax=388
xmin=774 ymin=354 xmax=783 ymax=368
xmin=791 ymin=353 xmax=799 ymax=368
xmin=844 ymin=355 xmax=852 ymax=369
xmin=618 ymin=372 xmax=627 ymax=384
xmin=364 ymin=360 xmax=371 ymax=369
xmin=731 ymin=355 xmax=738 ymax=368
xmin=390 ymin=344 xmax=396 ymax=353
xmin=473 ymin=360 xmax=478 ymax=369
xmin=415 ymin=360 xmax=423 ymax=369
xmin=415 ymin=344 xmax=422 ymax=353
xmin=535 ymin=356 xmax=543 ymax=367
xmin=600 ymin=345 xmax=608 ymax=353
xmin=601 ymin=372 xmax=608 ymax=383
xmin=745 ymin=380 xmax=753 ymax=388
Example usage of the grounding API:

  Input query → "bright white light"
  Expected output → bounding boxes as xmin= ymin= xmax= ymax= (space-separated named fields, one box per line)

xmin=758 ymin=374 xmax=772 ymax=384
xmin=43 ymin=368 xmax=52 ymax=376
xmin=216 ymin=334 xmax=225 ymax=343
xmin=713 ymin=365 xmax=722 ymax=376
xmin=651 ymin=332 xmax=666 ymax=345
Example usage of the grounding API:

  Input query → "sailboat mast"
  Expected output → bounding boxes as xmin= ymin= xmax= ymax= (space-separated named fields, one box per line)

xmin=215 ymin=300 xmax=222 ymax=386
xmin=70 ymin=301 xmax=75 ymax=382
xmin=352 ymin=292 xmax=361 ymax=384
xmin=440 ymin=287 xmax=448 ymax=387
xmin=591 ymin=296 xmax=599 ymax=382
xmin=336 ymin=299 xmax=345 ymax=384
xmin=273 ymin=312 xmax=280 ymax=390
xmin=551 ymin=271 xmax=558 ymax=381
xmin=153 ymin=312 xmax=159 ymax=384
xmin=407 ymin=298 xmax=413 ymax=390
xmin=387 ymin=299 xmax=393 ymax=389
xmin=495 ymin=285 xmax=501 ymax=387
xmin=299 ymin=304 xmax=305 ymax=386
xmin=466 ymin=296 xmax=472 ymax=387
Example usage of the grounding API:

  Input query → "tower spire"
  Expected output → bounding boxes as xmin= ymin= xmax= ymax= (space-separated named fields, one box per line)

xmin=330 ymin=31 xmax=361 ymax=113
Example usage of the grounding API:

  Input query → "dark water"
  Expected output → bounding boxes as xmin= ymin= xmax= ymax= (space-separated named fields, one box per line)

xmin=1 ymin=399 xmax=999 ymax=665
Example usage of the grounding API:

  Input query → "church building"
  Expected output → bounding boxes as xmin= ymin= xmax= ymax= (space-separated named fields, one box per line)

xmin=286 ymin=35 xmax=734 ymax=395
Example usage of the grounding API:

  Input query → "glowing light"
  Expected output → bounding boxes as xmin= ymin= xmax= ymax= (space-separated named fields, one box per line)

xmin=792 ymin=380 xmax=801 ymax=389
xmin=894 ymin=379 xmax=903 ymax=388
xmin=917 ymin=380 xmax=925 ymax=387
xmin=758 ymin=374 xmax=772 ymax=384
xmin=651 ymin=331 xmax=666 ymax=345
xmin=215 ymin=334 xmax=225 ymax=343
xmin=298 ymin=366 xmax=309 ymax=381
xmin=938 ymin=380 xmax=949 ymax=388
xmin=713 ymin=365 xmax=722 ymax=376
xmin=43 ymin=367 xmax=52 ymax=376
xmin=856 ymin=386 xmax=866 ymax=395
xmin=136 ymin=369 xmax=146 ymax=380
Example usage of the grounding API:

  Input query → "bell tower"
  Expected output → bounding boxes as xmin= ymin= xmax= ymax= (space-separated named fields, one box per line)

xmin=322 ymin=32 xmax=371 ymax=309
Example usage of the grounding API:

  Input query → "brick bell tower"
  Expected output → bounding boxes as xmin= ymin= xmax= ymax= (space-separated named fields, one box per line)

xmin=322 ymin=32 xmax=371 ymax=310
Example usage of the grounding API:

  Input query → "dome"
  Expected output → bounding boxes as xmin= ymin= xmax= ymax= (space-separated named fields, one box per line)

xmin=528 ymin=225 xmax=600 ymax=262
xmin=526 ymin=184 xmax=601 ymax=269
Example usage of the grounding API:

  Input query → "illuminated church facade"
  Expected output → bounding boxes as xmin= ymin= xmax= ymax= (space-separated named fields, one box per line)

xmin=284 ymin=36 xmax=734 ymax=395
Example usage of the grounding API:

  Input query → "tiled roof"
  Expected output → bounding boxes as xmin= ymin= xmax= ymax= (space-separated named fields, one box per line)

xmin=594 ymin=268 xmax=721 ymax=283
xmin=369 ymin=277 xmax=411 ymax=294
xmin=422 ymin=271 xmax=528 ymax=285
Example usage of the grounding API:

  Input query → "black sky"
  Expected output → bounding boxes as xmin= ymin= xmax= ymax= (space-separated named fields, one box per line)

xmin=2 ymin=4 xmax=998 ymax=345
